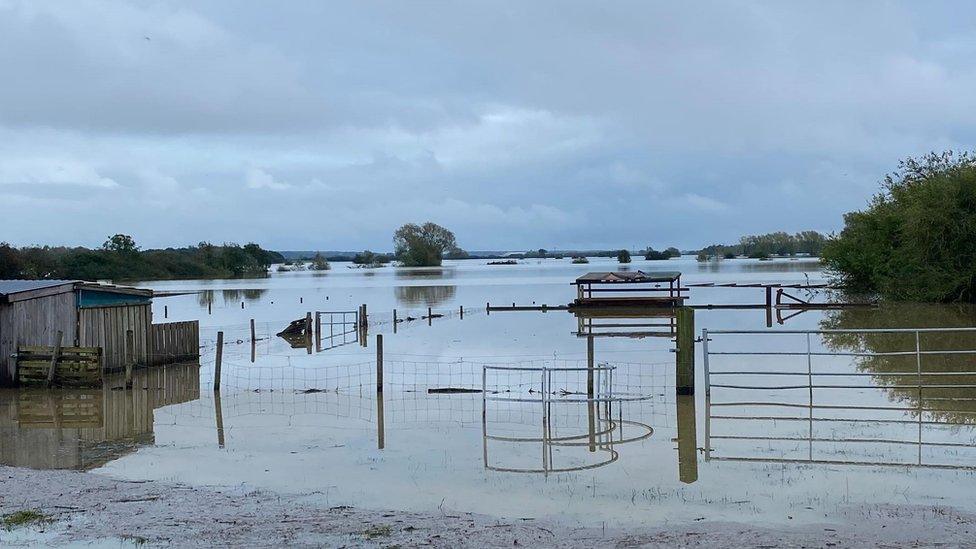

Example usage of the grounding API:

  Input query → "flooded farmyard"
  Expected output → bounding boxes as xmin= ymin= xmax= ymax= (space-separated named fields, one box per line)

xmin=4 ymin=257 xmax=976 ymax=546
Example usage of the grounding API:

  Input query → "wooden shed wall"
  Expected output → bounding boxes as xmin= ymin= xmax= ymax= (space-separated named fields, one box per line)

xmin=78 ymin=304 xmax=151 ymax=371
xmin=0 ymin=292 xmax=79 ymax=387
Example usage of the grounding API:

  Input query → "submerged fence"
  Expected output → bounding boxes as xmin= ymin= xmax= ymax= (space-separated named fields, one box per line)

xmin=702 ymin=327 xmax=976 ymax=470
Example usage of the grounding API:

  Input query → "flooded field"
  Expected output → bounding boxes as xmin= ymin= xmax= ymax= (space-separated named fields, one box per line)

xmin=4 ymin=256 xmax=976 ymax=531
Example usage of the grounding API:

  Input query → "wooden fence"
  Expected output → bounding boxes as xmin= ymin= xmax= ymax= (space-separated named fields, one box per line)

xmin=148 ymin=321 xmax=200 ymax=366
xmin=17 ymin=345 xmax=103 ymax=388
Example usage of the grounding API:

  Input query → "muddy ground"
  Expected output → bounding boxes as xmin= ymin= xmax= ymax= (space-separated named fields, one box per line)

xmin=1 ymin=466 xmax=974 ymax=547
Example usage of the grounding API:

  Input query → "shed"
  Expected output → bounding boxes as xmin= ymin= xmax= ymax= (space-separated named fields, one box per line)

xmin=0 ymin=280 xmax=154 ymax=386
xmin=571 ymin=271 xmax=686 ymax=308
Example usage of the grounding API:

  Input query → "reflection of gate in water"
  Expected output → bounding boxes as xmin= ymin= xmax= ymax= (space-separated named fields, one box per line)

xmin=481 ymin=364 xmax=655 ymax=475
xmin=702 ymin=328 xmax=976 ymax=470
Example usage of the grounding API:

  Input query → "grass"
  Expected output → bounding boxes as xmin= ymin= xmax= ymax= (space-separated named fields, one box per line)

xmin=363 ymin=524 xmax=392 ymax=539
xmin=2 ymin=509 xmax=52 ymax=530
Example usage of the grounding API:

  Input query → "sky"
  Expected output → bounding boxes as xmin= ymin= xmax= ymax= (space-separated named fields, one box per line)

xmin=1 ymin=1 xmax=975 ymax=252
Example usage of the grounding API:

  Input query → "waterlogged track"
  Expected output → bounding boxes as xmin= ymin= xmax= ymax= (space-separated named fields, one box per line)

xmin=2 ymin=466 xmax=975 ymax=547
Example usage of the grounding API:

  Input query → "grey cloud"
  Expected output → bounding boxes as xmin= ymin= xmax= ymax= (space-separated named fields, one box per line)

xmin=1 ymin=1 xmax=974 ymax=250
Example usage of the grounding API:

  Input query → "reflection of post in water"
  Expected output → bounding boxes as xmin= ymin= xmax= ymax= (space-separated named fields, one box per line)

xmin=676 ymin=394 xmax=698 ymax=484
xmin=376 ymin=393 xmax=385 ymax=450
xmin=586 ymin=335 xmax=596 ymax=451
xmin=214 ymin=390 xmax=225 ymax=449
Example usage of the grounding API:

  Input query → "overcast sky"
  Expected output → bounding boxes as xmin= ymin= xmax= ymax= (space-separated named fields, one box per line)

xmin=1 ymin=1 xmax=974 ymax=251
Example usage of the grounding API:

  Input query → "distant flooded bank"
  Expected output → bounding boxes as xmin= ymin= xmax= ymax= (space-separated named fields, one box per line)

xmin=4 ymin=256 xmax=976 ymax=545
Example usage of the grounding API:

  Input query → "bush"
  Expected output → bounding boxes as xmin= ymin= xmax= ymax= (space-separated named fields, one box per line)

xmin=310 ymin=253 xmax=330 ymax=271
xmin=822 ymin=151 xmax=976 ymax=301
xmin=617 ymin=249 xmax=631 ymax=263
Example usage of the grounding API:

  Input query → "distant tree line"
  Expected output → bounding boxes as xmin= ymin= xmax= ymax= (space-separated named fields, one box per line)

xmin=0 ymin=234 xmax=283 ymax=281
xmin=698 ymin=231 xmax=827 ymax=260
xmin=352 ymin=250 xmax=393 ymax=267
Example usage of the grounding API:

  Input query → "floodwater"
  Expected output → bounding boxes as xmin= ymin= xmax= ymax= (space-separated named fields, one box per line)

xmin=4 ymin=256 xmax=976 ymax=529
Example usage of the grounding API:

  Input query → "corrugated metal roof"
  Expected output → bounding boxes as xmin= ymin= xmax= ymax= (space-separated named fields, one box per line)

xmin=574 ymin=271 xmax=681 ymax=284
xmin=0 ymin=279 xmax=78 ymax=296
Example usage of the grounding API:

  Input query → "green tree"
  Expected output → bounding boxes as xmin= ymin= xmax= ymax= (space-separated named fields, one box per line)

xmin=617 ymin=249 xmax=631 ymax=263
xmin=822 ymin=151 xmax=976 ymax=301
xmin=0 ymin=242 xmax=23 ymax=278
xmin=645 ymin=248 xmax=671 ymax=260
xmin=393 ymin=222 xmax=461 ymax=267
xmin=103 ymin=234 xmax=138 ymax=254
xmin=665 ymin=247 xmax=681 ymax=258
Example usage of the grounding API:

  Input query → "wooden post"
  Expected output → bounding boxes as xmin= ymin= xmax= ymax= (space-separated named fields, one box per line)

xmin=361 ymin=304 xmax=367 ymax=327
xmin=208 ymin=301 xmax=212 ymax=315
xmin=376 ymin=334 xmax=383 ymax=393
xmin=241 ymin=301 xmax=244 ymax=309
xmin=586 ymin=335 xmax=595 ymax=398
xmin=428 ymin=307 xmax=432 ymax=326
xmin=124 ymin=329 xmax=134 ymax=389
xmin=315 ymin=312 xmax=322 ymax=351
xmin=300 ymin=296 xmax=303 ymax=304
xmin=250 ymin=318 xmax=256 ymax=342
xmin=164 ymin=305 xmax=168 ymax=319
xmin=676 ymin=307 xmax=695 ymax=395
xmin=765 ymin=286 xmax=773 ymax=327
xmin=46 ymin=331 xmax=63 ymax=388
xmin=214 ymin=331 xmax=223 ymax=392
xmin=305 ymin=311 xmax=313 ymax=354
xmin=393 ymin=309 xmax=397 ymax=334
xmin=460 ymin=305 xmax=464 ymax=319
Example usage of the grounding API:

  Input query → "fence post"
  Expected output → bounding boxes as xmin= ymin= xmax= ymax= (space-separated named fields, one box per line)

xmin=676 ymin=307 xmax=695 ymax=395
xmin=428 ymin=307 xmax=432 ymax=326
xmin=702 ymin=328 xmax=710 ymax=396
xmin=214 ymin=331 xmax=223 ymax=392
xmin=124 ymin=329 xmax=134 ymax=389
xmin=46 ymin=331 xmax=63 ymax=388
xmin=376 ymin=334 xmax=383 ymax=393
xmin=586 ymin=335 xmax=595 ymax=398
